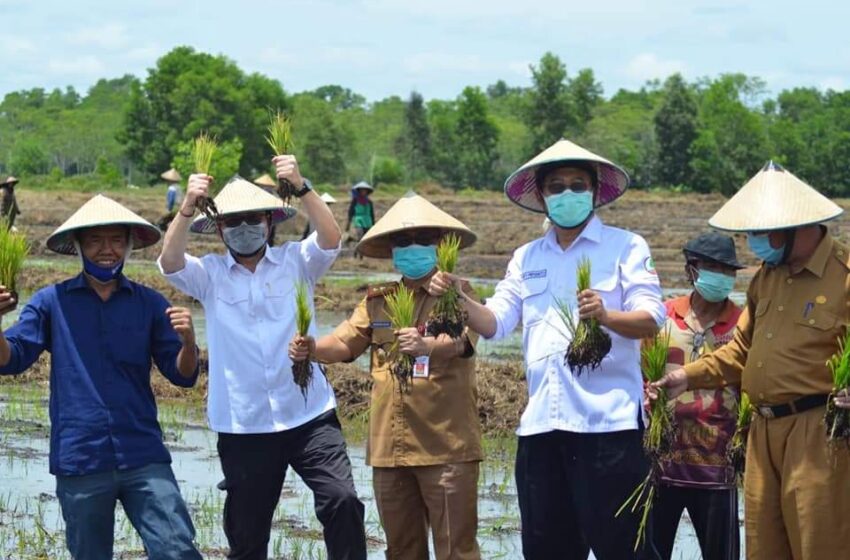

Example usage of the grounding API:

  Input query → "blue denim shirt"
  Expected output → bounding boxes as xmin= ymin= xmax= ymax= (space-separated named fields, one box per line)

xmin=0 ymin=273 xmax=199 ymax=475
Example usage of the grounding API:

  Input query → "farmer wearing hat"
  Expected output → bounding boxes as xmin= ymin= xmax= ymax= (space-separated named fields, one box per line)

xmin=346 ymin=180 xmax=375 ymax=244
xmin=651 ymin=232 xmax=744 ymax=560
xmin=159 ymin=158 xmax=368 ymax=559
xmin=430 ymin=139 xmax=666 ymax=559
xmin=0 ymin=194 xmax=202 ymax=559
xmin=254 ymin=173 xmax=281 ymax=245
xmin=0 ymin=175 xmax=21 ymax=229
xmin=302 ymin=192 xmax=337 ymax=240
xmin=289 ymin=192 xmax=483 ymax=560
xmin=162 ymin=168 xmax=183 ymax=214
xmin=653 ymin=162 xmax=850 ymax=559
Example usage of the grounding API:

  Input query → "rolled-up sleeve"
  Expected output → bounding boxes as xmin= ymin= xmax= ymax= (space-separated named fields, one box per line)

xmin=620 ymin=235 xmax=666 ymax=326
xmin=485 ymin=255 xmax=522 ymax=340
xmin=157 ymin=253 xmax=211 ymax=302
xmin=0 ymin=290 xmax=50 ymax=375
xmin=300 ymin=231 xmax=341 ymax=284
xmin=331 ymin=297 xmax=372 ymax=361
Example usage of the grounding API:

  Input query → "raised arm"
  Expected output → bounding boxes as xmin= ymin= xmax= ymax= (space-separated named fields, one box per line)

xmin=274 ymin=155 xmax=341 ymax=250
xmin=160 ymin=174 xmax=210 ymax=274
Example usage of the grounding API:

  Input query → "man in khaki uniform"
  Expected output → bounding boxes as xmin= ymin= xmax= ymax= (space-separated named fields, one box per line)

xmin=290 ymin=192 xmax=482 ymax=560
xmin=654 ymin=161 xmax=850 ymax=559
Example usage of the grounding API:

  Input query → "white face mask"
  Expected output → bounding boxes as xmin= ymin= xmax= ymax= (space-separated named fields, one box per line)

xmin=222 ymin=223 xmax=268 ymax=256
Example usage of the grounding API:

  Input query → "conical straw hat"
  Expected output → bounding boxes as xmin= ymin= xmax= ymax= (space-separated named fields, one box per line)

xmin=253 ymin=173 xmax=277 ymax=188
xmin=356 ymin=191 xmax=476 ymax=258
xmin=160 ymin=168 xmax=182 ymax=182
xmin=190 ymin=175 xmax=297 ymax=234
xmin=351 ymin=181 xmax=374 ymax=192
xmin=504 ymin=139 xmax=629 ymax=213
xmin=320 ymin=192 xmax=337 ymax=204
xmin=0 ymin=176 xmax=19 ymax=188
xmin=709 ymin=161 xmax=843 ymax=232
xmin=46 ymin=194 xmax=161 ymax=255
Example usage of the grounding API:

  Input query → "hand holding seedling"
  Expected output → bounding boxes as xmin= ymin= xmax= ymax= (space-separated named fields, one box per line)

xmin=0 ymin=285 xmax=16 ymax=315
xmin=835 ymin=389 xmax=850 ymax=409
xmin=183 ymin=174 xmax=212 ymax=214
xmin=649 ymin=367 xmax=688 ymax=400
xmin=273 ymin=155 xmax=304 ymax=190
xmin=427 ymin=271 xmax=462 ymax=298
xmin=577 ymin=289 xmax=608 ymax=324
xmin=396 ymin=327 xmax=430 ymax=357
xmin=166 ymin=307 xmax=195 ymax=346
xmin=289 ymin=334 xmax=315 ymax=362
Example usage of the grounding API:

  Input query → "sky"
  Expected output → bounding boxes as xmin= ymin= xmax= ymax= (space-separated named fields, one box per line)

xmin=1 ymin=0 xmax=848 ymax=102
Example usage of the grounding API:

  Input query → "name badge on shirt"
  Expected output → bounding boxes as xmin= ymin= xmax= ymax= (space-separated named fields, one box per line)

xmin=413 ymin=355 xmax=430 ymax=378
xmin=371 ymin=321 xmax=392 ymax=329
xmin=522 ymin=269 xmax=547 ymax=280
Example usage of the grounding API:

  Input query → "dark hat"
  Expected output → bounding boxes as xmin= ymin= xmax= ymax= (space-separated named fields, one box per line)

xmin=683 ymin=232 xmax=744 ymax=269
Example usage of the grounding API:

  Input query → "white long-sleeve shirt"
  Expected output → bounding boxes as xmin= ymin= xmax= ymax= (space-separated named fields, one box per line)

xmin=159 ymin=233 xmax=340 ymax=434
xmin=485 ymin=216 xmax=665 ymax=436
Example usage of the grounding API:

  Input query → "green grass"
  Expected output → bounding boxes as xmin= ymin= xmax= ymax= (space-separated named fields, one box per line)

xmin=0 ymin=223 xmax=29 ymax=292
xmin=266 ymin=110 xmax=295 ymax=155
xmin=191 ymin=132 xmax=217 ymax=175
xmin=828 ymin=329 xmax=850 ymax=390
xmin=295 ymin=282 xmax=312 ymax=336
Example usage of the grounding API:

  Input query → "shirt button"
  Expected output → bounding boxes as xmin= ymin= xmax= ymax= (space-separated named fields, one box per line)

xmin=838 ymin=250 xmax=845 ymax=257
xmin=809 ymin=319 xmax=816 ymax=325
xmin=786 ymin=278 xmax=793 ymax=285
xmin=777 ymin=306 xmax=784 ymax=312
xmin=766 ymin=333 xmax=773 ymax=339
xmin=758 ymin=392 xmax=765 ymax=400
xmin=757 ymin=361 xmax=763 ymax=368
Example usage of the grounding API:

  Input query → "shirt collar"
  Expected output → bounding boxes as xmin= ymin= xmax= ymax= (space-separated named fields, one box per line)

xmin=802 ymin=229 xmax=832 ymax=278
xmin=67 ymin=271 xmax=134 ymax=294
xmin=543 ymin=215 xmax=603 ymax=252
xmin=226 ymin=244 xmax=277 ymax=271
xmin=672 ymin=293 xmax=738 ymax=326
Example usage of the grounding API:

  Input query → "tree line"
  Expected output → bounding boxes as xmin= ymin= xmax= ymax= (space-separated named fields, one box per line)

xmin=1 ymin=46 xmax=848 ymax=195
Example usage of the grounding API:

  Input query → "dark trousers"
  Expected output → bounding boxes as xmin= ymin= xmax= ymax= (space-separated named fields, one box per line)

xmin=216 ymin=410 xmax=367 ymax=560
xmin=652 ymin=485 xmax=740 ymax=560
xmin=516 ymin=430 xmax=661 ymax=560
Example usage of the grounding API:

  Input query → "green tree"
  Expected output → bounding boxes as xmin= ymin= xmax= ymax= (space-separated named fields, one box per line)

xmin=10 ymin=139 xmax=48 ymax=175
xmin=654 ymin=73 xmax=698 ymax=187
xmin=455 ymin=86 xmax=499 ymax=188
xmin=397 ymin=91 xmax=432 ymax=181
xmin=527 ymin=52 xmax=575 ymax=154
xmin=427 ymin=100 xmax=462 ymax=187
xmin=569 ymin=68 xmax=603 ymax=132
xmin=172 ymin=137 xmax=244 ymax=187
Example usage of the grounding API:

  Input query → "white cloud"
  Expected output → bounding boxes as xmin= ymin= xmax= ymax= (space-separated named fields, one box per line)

xmin=259 ymin=46 xmax=301 ymax=67
xmin=1 ymin=35 xmax=37 ymax=56
xmin=624 ymin=53 xmax=686 ymax=82
xmin=47 ymin=55 xmax=105 ymax=76
xmin=820 ymin=76 xmax=847 ymax=91
xmin=66 ymin=22 xmax=129 ymax=49
xmin=125 ymin=45 xmax=163 ymax=62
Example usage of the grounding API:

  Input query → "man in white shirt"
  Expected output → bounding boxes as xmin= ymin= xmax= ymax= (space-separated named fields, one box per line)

xmin=158 ymin=155 xmax=366 ymax=560
xmin=431 ymin=140 xmax=665 ymax=559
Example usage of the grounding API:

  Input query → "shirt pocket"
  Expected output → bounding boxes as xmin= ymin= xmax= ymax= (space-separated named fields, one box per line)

xmin=520 ymin=275 xmax=550 ymax=328
xmin=215 ymin=283 xmax=250 ymax=315
xmin=106 ymin=316 xmax=149 ymax=368
xmin=264 ymin=282 xmax=296 ymax=320
xmin=371 ymin=327 xmax=396 ymax=370
xmin=793 ymin=305 xmax=841 ymax=332
xmin=590 ymin=263 xmax=620 ymax=309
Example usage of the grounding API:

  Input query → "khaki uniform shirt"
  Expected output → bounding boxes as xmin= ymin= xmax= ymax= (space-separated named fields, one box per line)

xmin=685 ymin=230 xmax=850 ymax=406
xmin=332 ymin=278 xmax=483 ymax=467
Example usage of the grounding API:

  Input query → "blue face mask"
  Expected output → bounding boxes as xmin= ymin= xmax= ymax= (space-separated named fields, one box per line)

xmin=82 ymin=255 xmax=124 ymax=283
xmin=694 ymin=269 xmax=735 ymax=302
xmin=747 ymin=233 xmax=785 ymax=265
xmin=392 ymin=244 xmax=437 ymax=280
xmin=544 ymin=190 xmax=593 ymax=229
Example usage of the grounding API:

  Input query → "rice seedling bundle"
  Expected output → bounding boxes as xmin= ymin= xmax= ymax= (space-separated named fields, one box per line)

xmin=616 ymin=328 xmax=675 ymax=551
xmin=384 ymin=283 xmax=416 ymax=392
xmin=265 ymin=110 xmax=297 ymax=204
xmin=291 ymin=282 xmax=314 ymax=398
xmin=426 ymin=234 xmax=465 ymax=339
xmin=554 ymin=257 xmax=611 ymax=376
xmin=191 ymin=132 xmax=219 ymax=219
xmin=825 ymin=328 xmax=850 ymax=445
xmin=0 ymin=220 xmax=28 ymax=308
xmin=726 ymin=391 xmax=752 ymax=481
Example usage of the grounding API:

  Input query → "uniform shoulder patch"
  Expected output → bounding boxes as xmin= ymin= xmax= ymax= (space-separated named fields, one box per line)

xmin=367 ymin=281 xmax=399 ymax=300
xmin=832 ymin=240 xmax=850 ymax=269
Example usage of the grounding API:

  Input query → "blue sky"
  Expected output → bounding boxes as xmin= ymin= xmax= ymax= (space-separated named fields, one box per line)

xmin=2 ymin=0 xmax=847 ymax=101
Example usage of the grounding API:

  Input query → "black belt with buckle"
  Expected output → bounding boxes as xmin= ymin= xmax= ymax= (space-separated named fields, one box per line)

xmin=755 ymin=394 xmax=830 ymax=419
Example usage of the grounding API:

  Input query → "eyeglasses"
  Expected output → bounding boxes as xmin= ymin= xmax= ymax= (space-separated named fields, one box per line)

xmin=390 ymin=231 xmax=441 ymax=247
xmin=220 ymin=214 xmax=265 ymax=228
xmin=542 ymin=180 xmax=592 ymax=195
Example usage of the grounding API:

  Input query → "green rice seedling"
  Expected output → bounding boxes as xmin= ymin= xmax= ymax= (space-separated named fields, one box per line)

xmin=727 ymin=391 xmax=752 ymax=482
xmin=616 ymin=328 xmax=674 ymax=551
xmin=825 ymin=328 xmax=850 ymax=445
xmin=554 ymin=257 xmax=611 ymax=375
xmin=292 ymin=282 xmax=314 ymax=398
xmin=0 ymin=220 xmax=28 ymax=308
xmin=265 ymin=110 xmax=297 ymax=204
xmin=426 ymin=233 xmax=465 ymax=338
xmin=191 ymin=132 xmax=219 ymax=219
xmin=384 ymin=283 xmax=416 ymax=392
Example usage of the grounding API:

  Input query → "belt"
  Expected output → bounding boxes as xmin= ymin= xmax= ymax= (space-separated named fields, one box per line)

xmin=755 ymin=394 xmax=830 ymax=419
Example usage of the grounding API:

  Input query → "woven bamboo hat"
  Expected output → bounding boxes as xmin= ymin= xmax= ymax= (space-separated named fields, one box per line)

xmin=504 ymin=139 xmax=629 ymax=213
xmin=351 ymin=181 xmax=374 ymax=192
xmin=190 ymin=175 xmax=297 ymax=234
xmin=356 ymin=191 xmax=476 ymax=258
xmin=253 ymin=173 xmax=277 ymax=188
xmin=320 ymin=192 xmax=337 ymax=204
xmin=0 ymin=176 xmax=19 ymax=188
xmin=160 ymin=168 xmax=182 ymax=182
xmin=46 ymin=194 xmax=161 ymax=255
xmin=709 ymin=161 xmax=843 ymax=232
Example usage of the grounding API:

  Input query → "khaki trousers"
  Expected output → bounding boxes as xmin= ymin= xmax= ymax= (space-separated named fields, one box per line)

xmin=744 ymin=405 xmax=850 ymax=559
xmin=372 ymin=462 xmax=481 ymax=560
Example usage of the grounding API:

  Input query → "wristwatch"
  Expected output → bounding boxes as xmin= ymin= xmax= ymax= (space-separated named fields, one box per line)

xmin=294 ymin=178 xmax=313 ymax=198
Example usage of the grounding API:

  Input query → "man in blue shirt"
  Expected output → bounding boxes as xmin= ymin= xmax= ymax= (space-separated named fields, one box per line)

xmin=0 ymin=194 xmax=203 ymax=560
